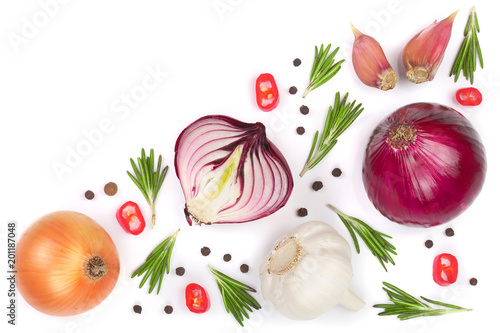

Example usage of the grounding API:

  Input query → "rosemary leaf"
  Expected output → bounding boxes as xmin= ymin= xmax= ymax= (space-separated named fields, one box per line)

xmin=208 ymin=265 xmax=261 ymax=327
xmin=340 ymin=215 xmax=360 ymax=253
xmin=303 ymin=44 xmax=344 ymax=98
xmin=131 ymin=229 xmax=180 ymax=294
xmin=299 ymin=92 xmax=363 ymax=177
xmin=375 ymin=282 xmax=472 ymax=320
xmin=327 ymin=204 xmax=396 ymax=271
xmin=127 ymin=148 xmax=168 ymax=228
xmin=450 ymin=6 xmax=483 ymax=84
xmin=420 ymin=296 xmax=469 ymax=310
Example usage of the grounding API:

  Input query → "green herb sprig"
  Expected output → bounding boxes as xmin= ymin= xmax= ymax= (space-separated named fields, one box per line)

xmin=300 ymin=92 xmax=363 ymax=177
xmin=303 ymin=44 xmax=344 ymax=98
xmin=127 ymin=148 xmax=168 ymax=228
xmin=374 ymin=282 xmax=472 ymax=320
xmin=328 ymin=205 xmax=396 ymax=271
xmin=450 ymin=6 xmax=483 ymax=84
xmin=131 ymin=229 xmax=180 ymax=294
xmin=209 ymin=265 xmax=261 ymax=327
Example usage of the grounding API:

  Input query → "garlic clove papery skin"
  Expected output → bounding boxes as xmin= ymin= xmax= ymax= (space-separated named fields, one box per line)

xmin=259 ymin=221 xmax=365 ymax=320
xmin=351 ymin=23 xmax=397 ymax=91
xmin=403 ymin=10 xmax=459 ymax=84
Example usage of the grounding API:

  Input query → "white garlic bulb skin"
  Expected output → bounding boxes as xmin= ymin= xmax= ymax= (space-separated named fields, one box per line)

xmin=259 ymin=221 xmax=364 ymax=320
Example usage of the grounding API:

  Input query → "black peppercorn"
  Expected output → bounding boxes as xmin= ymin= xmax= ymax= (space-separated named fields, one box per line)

xmin=223 ymin=254 xmax=232 ymax=262
xmin=296 ymin=127 xmax=305 ymax=135
xmin=133 ymin=305 xmax=142 ymax=314
xmin=299 ymin=105 xmax=309 ymax=115
xmin=240 ymin=264 xmax=249 ymax=273
xmin=201 ymin=247 xmax=211 ymax=256
xmin=297 ymin=208 xmax=308 ymax=217
xmin=164 ymin=305 xmax=173 ymax=314
xmin=425 ymin=240 xmax=434 ymax=249
xmin=445 ymin=228 xmax=455 ymax=237
xmin=84 ymin=190 xmax=95 ymax=200
xmin=312 ymin=181 xmax=323 ymax=191
xmin=289 ymin=86 xmax=298 ymax=95
xmin=469 ymin=277 xmax=478 ymax=286
xmin=332 ymin=168 xmax=342 ymax=177
xmin=175 ymin=267 xmax=185 ymax=276
xmin=293 ymin=58 xmax=301 ymax=67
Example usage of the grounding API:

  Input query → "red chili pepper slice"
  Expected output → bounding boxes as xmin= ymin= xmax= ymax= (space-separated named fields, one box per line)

xmin=185 ymin=283 xmax=210 ymax=313
xmin=433 ymin=253 xmax=458 ymax=286
xmin=456 ymin=87 xmax=482 ymax=106
xmin=256 ymin=73 xmax=280 ymax=112
xmin=116 ymin=201 xmax=146 ymax=235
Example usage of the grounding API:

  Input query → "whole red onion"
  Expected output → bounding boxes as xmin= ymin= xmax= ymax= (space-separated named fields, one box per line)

xmin=362 ymin=103 xmax=486 ymax=227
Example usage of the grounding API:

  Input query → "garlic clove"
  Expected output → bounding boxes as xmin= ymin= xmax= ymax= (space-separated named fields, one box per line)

xmin=403 ymin=10 xmax=459 ymax=84
xmin=340 ymin=288 xmax=365 ymax=312
xmin=350 ymin=23 xmax=397 ymax=91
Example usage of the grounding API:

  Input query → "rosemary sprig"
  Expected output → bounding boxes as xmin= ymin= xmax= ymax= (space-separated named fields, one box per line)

xmin=327 ymin=204 xmax=396 ymax=271
xmin=303 ymin=44 xmax=344 ymax=98
xmin=208 ymin=265 xmax=261 ymax=327
xmin=131 ymin=229 xmax=180 ymax=294
xmin=374 ymin=282 xmax=472 ymax=320
xmin=299 ymin=92 xmax=364 ymax=177
xmin=127 ymin=148 xmax=168 ymax=228
xmin=450 ymin=6 xmax=483 ymax=84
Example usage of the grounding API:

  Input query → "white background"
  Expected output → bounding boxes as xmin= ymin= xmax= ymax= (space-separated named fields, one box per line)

xmin=1 ymin=0 xmax=499 ymax=332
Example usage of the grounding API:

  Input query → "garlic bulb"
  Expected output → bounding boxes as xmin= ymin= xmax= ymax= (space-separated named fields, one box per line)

xmin=259 ymin=221 xmax=365 ymax=320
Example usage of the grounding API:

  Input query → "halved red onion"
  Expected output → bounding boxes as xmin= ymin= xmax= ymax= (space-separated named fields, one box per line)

xmin=363 ymin=103 xmax=486 ymax=227
xmin=174 ymin=115 xmax=294 ymax=225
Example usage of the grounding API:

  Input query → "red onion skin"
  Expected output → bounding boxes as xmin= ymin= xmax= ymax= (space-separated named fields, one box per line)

xmin=362 ymin=103 xmax=486 ymax=227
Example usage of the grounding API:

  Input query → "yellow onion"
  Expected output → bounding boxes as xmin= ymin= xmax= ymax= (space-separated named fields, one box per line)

xmin=350 ymin=23 xmax=397 ymax=91
xmin=403 ymin=10 xmax=459 ymax=84
xmin=16 ymin=211 xmax=120 ymax=316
